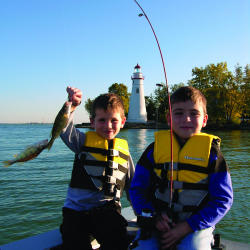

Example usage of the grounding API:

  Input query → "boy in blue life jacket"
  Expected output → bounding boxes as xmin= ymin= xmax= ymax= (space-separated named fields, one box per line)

xmin=129 ymin=86 xmax=233 ymax=250
xmin=59 ymin=87 xmax=135 ymax=250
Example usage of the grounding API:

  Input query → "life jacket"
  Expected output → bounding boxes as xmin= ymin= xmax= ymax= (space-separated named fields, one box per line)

xmin=70 ymin=131 xmax=130 ymax=202
xmin=153 ymin=130 xmax=220 ymax=222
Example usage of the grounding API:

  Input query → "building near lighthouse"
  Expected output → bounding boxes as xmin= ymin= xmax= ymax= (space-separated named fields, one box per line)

xmin=127 ymin=64 xmax=147 ymax=123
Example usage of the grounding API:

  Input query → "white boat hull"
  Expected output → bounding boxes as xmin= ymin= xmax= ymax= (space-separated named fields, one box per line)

xmin=0 ymin=207 xmax=249 ymax=250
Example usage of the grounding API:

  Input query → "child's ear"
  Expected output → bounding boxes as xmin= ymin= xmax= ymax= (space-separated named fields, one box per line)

xmin=120 ymin=116 xmax=126 ymax=128
xmin=202 ymin=114 xmax=208 ymax=127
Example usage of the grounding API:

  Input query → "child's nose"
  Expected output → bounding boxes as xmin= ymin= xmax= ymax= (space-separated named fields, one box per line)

xmin=105 ymin=121 xmax=112 ymax=128
xmin=184 ymin=114 xmax=191 ymax=122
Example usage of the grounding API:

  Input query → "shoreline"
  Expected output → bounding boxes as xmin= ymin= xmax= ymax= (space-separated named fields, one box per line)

xmin=0 ymin=122 xmax=248 ymax=130
xmin=75 ymin=122 xmax=250 ymax=130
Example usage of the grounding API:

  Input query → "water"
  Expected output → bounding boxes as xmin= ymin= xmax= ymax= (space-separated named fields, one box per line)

xmin=0 ymin=124 xmax=249 ymax=245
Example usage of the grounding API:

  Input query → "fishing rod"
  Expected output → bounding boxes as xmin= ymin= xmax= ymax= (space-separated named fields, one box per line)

xmin=133 ymin=0 xmax=174 ymax=207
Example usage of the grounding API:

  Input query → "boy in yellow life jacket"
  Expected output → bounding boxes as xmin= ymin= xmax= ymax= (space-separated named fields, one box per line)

xmin=129 ymin=86 xmax=233 ymax=250
xmin=59 ymin=87 xmax=135 ymax=250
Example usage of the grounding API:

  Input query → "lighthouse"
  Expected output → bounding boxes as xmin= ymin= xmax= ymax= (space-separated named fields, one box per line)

xmin=127 ymin=64 xmax=147 ymax=123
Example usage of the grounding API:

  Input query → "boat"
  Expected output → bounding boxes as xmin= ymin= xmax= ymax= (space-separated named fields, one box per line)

xmin=0 ymin=207 xmax=249 ymax=250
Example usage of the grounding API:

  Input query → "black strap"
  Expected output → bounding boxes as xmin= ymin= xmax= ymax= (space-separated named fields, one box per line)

xmin=157 ymin=180 xmax=208 ymax=191
xmin=159 ymin=163 xmax=168 ymax=193
xmin=81 ymin=146 xmax=108 ymax=155
xmin=155 ymin=163 xmax=209 ymax=174
xmin=182 ymin=182 xmax=208 ymax=190
xmin=84 ymin=160 xmax=128 ymax=173
xmin=80 ymin=146 xmax=129 ymax=161
xmin=177 ymin=163 xmax=209 ymax=174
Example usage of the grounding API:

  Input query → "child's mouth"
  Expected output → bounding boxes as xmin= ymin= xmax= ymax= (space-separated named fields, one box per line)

xmin=181 ymin=126 xmax=193 ymax=130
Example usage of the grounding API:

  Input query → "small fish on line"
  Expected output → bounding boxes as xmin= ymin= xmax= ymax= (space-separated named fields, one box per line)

xmin=3 ymin=139 xmax=49 ymax=167
xmin=47 ymin=101 xmax=72 ymax=150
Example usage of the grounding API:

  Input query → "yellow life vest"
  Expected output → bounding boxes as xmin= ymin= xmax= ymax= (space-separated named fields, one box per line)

xmin=70 ymin=131 xmax=130 ymax=201
xmin=153 ymin=130 xmax=220 ymax=221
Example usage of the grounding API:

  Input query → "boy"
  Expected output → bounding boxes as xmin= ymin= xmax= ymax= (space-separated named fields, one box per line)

xmin=60 ymin=87 xmax=135 ymax=250
xmin=129 ymin=86 xmax=233 ymax=250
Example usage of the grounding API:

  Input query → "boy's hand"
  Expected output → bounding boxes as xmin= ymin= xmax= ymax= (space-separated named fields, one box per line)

xmin=159 ymin=221 xmax=193 ymax=250
xmin=66 ymin=86 xmax=82 ymax=112
xmin=155 ymin=212 xmax=173 ymax=232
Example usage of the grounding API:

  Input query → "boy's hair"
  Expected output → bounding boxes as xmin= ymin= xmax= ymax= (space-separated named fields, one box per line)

xmin=170 ymin=86 xmax=207 ymax=114
xmin=91 ymin=93 xmax=125 ymax=119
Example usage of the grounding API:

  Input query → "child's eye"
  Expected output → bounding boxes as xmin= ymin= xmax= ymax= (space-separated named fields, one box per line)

xmin=98 ymin=118 xmax=105 ymax=122
xmin=112 ymin=119 xmax=118 ymax=123
xmin=191 ymin=111 xmax=200 ymax=116
xmin=174 ymin=112 xmax=183 ymax=116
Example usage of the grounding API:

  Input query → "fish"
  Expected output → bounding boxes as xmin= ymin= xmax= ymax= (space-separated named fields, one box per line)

xmin=3 ymin=139 xmax=49 ymax=167
xmin=47 ymin=101 xmax=72 ymax=150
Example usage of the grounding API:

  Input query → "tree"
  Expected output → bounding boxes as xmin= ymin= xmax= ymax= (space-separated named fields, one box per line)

xmin=188 ymin=62 xmax=242 ymax=123
xmin=154 ymin=84 xmax=169 ymax=122
xmin=108 ymin=83 xmax=130 ymax=116
xmin=145 ymin=83 xmax=186 ymax=123
xmin=84 ymin=98 xmax=93 ymax=117
xmin=240 ymin=64 xmax=250 ymax=123
xmin=170 ymin=83 xmax=186 ymax=93
xmin=145 ymin=95 xmax=156 ymax=121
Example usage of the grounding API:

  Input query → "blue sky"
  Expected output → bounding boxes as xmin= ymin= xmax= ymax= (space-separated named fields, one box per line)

xmin=1 ymin=0 xmax=249 ymax=123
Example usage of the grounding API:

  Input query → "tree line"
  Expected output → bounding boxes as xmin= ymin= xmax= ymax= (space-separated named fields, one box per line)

xmin=85 ymin=62 xmax=249 ymax=127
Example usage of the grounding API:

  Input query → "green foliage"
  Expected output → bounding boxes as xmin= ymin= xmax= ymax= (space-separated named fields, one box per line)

xmin=108 ymin=83 xmax=130 ymax=116
xmin=145 ymin=95 xmax=157 ymax=120
xmin=241 ymin=65 xmax=250 ymax=115
xmin=170 ymin=83 xmax=186 ymax=93
xmin=84 ymin=63 xmax=249 ymax=126
xmin=188 ymin=62 xmax=249 ymax=123
xmin=84 ymin=83 xmax=130 ymax=117
xmin=154 ymin=84 xmax=169 ymax=122
xmin=84 ymin=98 xmax=93 ymax=117
xmin=146 ymin=83 xmax=186 ymax=123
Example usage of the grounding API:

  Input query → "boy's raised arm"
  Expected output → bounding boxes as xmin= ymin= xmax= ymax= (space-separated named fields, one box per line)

xmin=66 ymin=86 xmax=82 ymax=112
xmin=60 ymin=86 xmax=85 ymax=154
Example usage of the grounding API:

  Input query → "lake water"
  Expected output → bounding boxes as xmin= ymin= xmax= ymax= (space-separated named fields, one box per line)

xmin=0 ymin=124 xmax=249 ymax=245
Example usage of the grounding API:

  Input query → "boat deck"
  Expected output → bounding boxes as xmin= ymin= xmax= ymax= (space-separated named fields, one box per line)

xmin=0 ymin=207 xmax=249 ymax=250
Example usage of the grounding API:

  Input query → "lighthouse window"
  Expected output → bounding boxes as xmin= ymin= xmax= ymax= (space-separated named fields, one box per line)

xmin=136 ymin=88 xmax=139 ymax=93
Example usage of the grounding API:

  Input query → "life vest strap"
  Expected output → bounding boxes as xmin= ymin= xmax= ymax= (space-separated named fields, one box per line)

xmin=155 ymin=162 xmax=178 ymax=170
xmin=84 ymin=159 xmax=128 ymax=173
xmin=80 ymin=146 xmax=129 ymax=161
xmin=178 ymin=163 xmax=209 ymax=174
xmin=182 ymin=182 xmax=208 ymax=190
xmin=158 ymin=179 xmax=208 ymax=190
xmin=172 ymin=203 xmax=198 ymax=212
xmin=155 ymin=162 xmax=209 ymax=174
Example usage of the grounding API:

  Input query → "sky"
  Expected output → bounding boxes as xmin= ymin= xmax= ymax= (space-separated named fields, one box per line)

xmin=1 ymin=0 xmax=249 ymax=124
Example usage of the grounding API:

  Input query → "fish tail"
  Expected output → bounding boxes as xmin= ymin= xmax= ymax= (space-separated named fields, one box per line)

xmin=47 ymin=138 xmax=55 ymax=151
xmin=3 ymin=161 xmax=12 ymax=167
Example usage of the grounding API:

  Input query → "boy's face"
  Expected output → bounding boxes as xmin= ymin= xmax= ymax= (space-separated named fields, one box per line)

xmin=167 ymin=100 xmax=208 ymax=142
xmin=90 ymin=108 xmax=126 ymax=140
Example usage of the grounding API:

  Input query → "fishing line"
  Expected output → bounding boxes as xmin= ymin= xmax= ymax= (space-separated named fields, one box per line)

xmin=133 ymin=0 xmax=174 ymax=207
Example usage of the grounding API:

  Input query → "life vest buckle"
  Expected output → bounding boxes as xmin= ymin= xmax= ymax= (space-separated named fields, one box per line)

xmin=108 ymin=160 xmax=119 ymax=169
xmin=106 ymin=175 xmax=116 ymax=184
xmin=115 ymin=189 xmax=121 ymax=199
xmin=109 ymin=149 xmax=119 ymax=157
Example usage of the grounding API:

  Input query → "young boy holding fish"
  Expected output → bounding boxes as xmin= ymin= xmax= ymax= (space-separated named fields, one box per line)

xmin=59 ymin=87 xmax=135 ymax=250
xmin=129 ymin=86 xmax=233 ymax=250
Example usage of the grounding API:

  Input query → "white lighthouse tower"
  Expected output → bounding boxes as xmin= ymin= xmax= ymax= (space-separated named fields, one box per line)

xmin=127 ymin=64 xmax=147 ymax=123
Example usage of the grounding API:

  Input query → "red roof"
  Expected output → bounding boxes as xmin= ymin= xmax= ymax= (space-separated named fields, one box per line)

xmin=134 ymin=64 xmax=141 ymax=69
